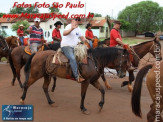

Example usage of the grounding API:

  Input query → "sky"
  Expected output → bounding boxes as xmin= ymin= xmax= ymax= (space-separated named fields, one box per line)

xmin=0 ymin=0 xmax=163 ymax=18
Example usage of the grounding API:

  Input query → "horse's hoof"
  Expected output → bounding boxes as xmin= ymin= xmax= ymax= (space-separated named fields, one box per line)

xmin=121 ymin=81 xmax=128 ymax=87
xmin=48 ymin=101 xmax=55 ymax=105
xmin=98 ymin=106 xmax=103 ymax=112
xmin=128 ymin=85 xmax=133 ymax=92
xmin=19 ymin=99 xmax=24 ymax=104
xmin=11 ymin=82 xmax=14 ymax=86
xmin=82 ymin=110 xmax=90 ymax=115
xmin=106 ymin=86 xmax=112 ymax=90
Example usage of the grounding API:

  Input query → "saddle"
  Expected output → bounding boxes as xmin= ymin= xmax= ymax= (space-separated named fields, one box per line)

xmin=24 ymin=45 xmax=44 ymax=55
xmin=52 ymin=48 xmax=68 ymax=65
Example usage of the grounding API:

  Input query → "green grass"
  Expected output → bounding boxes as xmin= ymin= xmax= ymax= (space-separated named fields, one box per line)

xmin=99 ymin=37 xmax=146 ymax=45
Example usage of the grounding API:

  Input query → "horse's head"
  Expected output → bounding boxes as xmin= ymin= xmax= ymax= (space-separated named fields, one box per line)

xmin=0 ymin=36 xmax=9 ymax=51
xmin=115 ymin=49 xmax=130 ymax=78
xmin=6 ymin=36 xmax=20 ymax=49
xmin=149 ymin=37 xmax=162 ymax=61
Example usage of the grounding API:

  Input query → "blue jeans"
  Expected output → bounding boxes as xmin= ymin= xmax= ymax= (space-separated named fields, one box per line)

xmin=19 ymin=36 xmax=24 ymax=45
xmin=89 ymin=40 xmax=93 ymax=48
xmin=61 ymin=46 xmax=78 ymax=80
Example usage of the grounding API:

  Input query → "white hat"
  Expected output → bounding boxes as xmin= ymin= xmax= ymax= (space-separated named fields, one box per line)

xmin=34 ymin=18 xmax=40 ymax=22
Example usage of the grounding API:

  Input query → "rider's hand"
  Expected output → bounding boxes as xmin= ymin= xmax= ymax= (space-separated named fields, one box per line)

xmin=123 ymin=44 xmax=129 ymax=49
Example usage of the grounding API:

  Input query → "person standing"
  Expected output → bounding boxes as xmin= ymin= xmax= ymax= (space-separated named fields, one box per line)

xmin=52 ymin=21 xmax=63 ymax=44
xmin=27 ymin=18 xmax=44 ymax=53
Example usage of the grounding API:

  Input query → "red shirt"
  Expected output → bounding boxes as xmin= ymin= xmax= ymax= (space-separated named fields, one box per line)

xmin=17 ymin=28 xmax=24 ymax=36
xmin=52 ymin=28 xmax=61 ymax=40
xmin=110 ymin=28 xmax=122 ymax=47
xmin=85 ymin=29 xmax=94 ymax=39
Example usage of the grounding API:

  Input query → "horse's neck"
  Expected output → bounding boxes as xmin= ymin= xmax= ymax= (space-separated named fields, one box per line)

xmin=133 ymin=42 xmax=152 ymax=59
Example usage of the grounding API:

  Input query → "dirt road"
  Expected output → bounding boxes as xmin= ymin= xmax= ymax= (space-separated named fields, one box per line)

xmin=0 ymin=41 xmax=162 ymax=122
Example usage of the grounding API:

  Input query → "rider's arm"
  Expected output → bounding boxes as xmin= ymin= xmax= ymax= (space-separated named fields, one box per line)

xmin=116 ymin=38 xmax=126 ymax=46
xmin=52 ymin=36 xmax=61 ymax=41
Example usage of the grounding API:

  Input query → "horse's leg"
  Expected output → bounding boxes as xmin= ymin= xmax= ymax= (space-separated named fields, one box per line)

xmin=127 ymin=70 xmax=135 ymax=92
xmin=51 ymin=77 xmax=56 ymax=92
xmin=80 ymin=81 xmax=90 ymax=114
xmin=121 ymin=70 xmax=135 ymax=92
xmin=91 ymin=80 xmax=105 ymax=112
xmin=43 ymin=75 xmax=54 ymax=105
xmin=101 ymin=73 xmax=112 ymax=90
xmin=147 ymin=103 xmax=156 ymax=122
xmin=20 ymin=77 xmax=37 ymax=104
xmin=16 ymin=68 xmax=23 ymax=88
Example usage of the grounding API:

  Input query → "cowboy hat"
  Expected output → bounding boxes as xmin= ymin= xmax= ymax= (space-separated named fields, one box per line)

xmin=54 ymin=21 xmax=63 ymax=27
xmin=19 ymin=24 xmax=24 ymax=27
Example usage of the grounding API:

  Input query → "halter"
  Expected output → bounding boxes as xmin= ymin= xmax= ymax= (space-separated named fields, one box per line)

xmin=0 ymin=38 xmax=9 ymax=51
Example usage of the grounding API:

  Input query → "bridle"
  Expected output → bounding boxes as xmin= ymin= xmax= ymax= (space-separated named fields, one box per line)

xmin=0 ymin=37 xmax=9 ymax=51
xmin=129 ymin=41 xmax=155 ymax=63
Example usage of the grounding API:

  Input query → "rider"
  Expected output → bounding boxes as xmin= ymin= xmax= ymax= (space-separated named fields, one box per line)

xmin=52 ymin=21 xmax=63 ymax=44
xmin=61 ymin=17 xmax=88 ymax=83
xmin=110 ymin=20 xmax=135 ymax=70
xmin=17 ymin=24 xmax=26 ymax=45
xmin=110 ymin=20 xmax=128 ymax=48
xmin=27 ymin=18 xmax=44 ymax=53
xmin=85 ymin=23 xmax=97 ymax=48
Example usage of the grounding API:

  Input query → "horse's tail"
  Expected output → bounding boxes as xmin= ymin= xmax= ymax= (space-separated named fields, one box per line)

xmin=8 ymin=50 xmax=16 ymax=77
xmin=23 ymin=53 xmax=35 ymax=86
xmin=131 ymin=64 xmax=153 ymax=117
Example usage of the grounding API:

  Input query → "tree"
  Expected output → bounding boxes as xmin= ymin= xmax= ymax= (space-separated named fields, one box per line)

xmin=12 ymin=20 xmax=30 ymax=34
xmin=0 ymin=13 xmax=5 ymax=18
xmin=90 ymin=12 xmax=102 ymax=17
xmin=0 ymin=30 xmax=8 ymax=37
xmin=49 ymin=5 xmax=60 ymax=13
xmin=119 ymin=19 xmax=131 ymax=31
xmin=10 ymin=7 xmax=25 ymax=14
xmin=118 ymin=1 xmax=163 ymax=35
xmin=26 ymin=5 xmax=39 ymax=13
xmin=9 ymin=5 xmax=39 ymax=14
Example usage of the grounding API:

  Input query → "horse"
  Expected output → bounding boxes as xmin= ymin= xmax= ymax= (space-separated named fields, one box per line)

xmin=0 ymin=36 xmax=9 ymax=61
xmin=131 ymin=61 xmax=163 ymax=122
xmin=9 ymin=43 xmax=60 ymax=88
xmin=0 ymin=36 xmax=20 ymax=62
xmin=5 ymin=36 xmax=20 ymax=49
xmin=102 ymin=37 xmax=162 ymax=91
xmin=20 ymin=47 xmax=131 ymax=114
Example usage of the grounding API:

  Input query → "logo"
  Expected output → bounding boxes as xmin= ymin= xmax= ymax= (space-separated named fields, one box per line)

xmin=2 ymin=105 xmax=33 ymax=121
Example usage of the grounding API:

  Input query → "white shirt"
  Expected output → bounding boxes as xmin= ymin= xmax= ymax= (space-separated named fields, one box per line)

xmin=61 ymin=24 xmax=82 ymax=47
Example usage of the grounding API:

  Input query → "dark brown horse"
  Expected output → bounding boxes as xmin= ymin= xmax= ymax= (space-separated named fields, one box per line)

xmin=102 ymin=37 xmax=162 ymax=91
xmin=0 ymin=36 xmax=9 ymax=61
xmin=20 ymin=47 xmax=130 ymax=114
xmin=9 ymin=43 xmax=60 ymax=88
xmin=0 ymin=36 xmax=20 ymax=62
xmin=132 ymin=61 xmax=163 ymax=122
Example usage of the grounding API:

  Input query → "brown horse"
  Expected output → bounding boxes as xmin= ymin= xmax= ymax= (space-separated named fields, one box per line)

xmin=0 ymin=36 xmax=20 ymax=61
xmin=132 ymin=61 xmax=163 ymax=122
xmin=20 ymin=47 xmax=130 ymax=114
xmin=102 ymin=37 xmax=162 ymax=91
xmin=0 ymin=36 xmax=9 ymax=61
xmin=5 ymin=36 xmax=20 ymax=49
xmin=9 ymin=43 xmax=60 ymax=88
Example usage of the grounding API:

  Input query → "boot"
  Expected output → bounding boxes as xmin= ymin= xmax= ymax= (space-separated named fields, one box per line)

xmin=77 ymin=76 xmax=85 ymax=83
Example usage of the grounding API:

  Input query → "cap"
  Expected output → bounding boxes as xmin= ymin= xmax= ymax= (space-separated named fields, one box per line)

xmin=34 ymin=18 xmax=41 ymax=22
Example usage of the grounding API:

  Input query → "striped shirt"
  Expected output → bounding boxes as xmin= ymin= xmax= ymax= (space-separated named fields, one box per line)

xmin=29 ymin=25 xmax=43 ymax=44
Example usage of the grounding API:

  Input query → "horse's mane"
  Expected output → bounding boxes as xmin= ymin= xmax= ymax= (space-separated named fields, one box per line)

xmin=98 ymin=38 xmax=110 ymax=45
xmin=45 ymin=42 xmax=60 ymax=50
xmin=88 ymin=47 xmax=127 ymax=67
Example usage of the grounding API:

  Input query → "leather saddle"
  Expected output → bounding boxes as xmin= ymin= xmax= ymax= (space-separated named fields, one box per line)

xmin=52 ymin=48 xmax=88 ymax=65
xmin=24 ymin=45 xmax=44 ymax=55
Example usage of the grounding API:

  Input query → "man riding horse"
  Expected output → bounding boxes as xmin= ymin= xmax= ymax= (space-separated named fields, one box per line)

xmin=61 ymin=17 xmax=89 ymax=83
